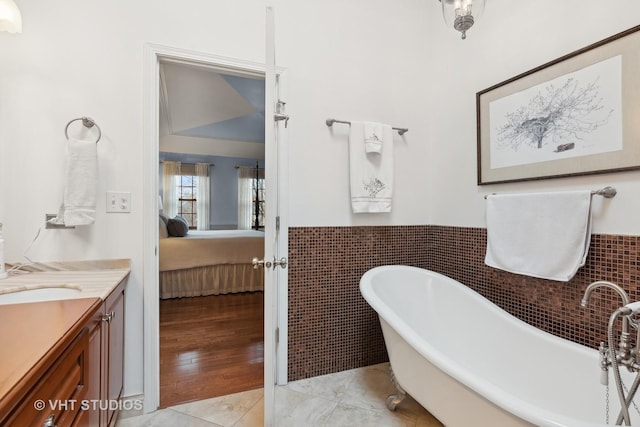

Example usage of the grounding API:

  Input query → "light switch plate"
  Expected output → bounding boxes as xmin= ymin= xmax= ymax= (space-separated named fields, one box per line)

xmin=106 ymin=191 xmax=131 ymax=213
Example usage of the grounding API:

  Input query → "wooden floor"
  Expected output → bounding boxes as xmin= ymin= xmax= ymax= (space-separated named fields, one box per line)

xmin=159 ymin=292 xmax=264 ymax=408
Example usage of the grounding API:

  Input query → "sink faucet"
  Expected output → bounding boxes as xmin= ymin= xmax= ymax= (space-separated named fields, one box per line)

xmin=581 ymin=280 xmax=630 ymax=307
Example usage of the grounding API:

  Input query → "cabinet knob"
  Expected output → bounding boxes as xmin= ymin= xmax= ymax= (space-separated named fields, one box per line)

xmin=43 ymin=414 xmax=56 ymax=427
xmin=101 ymin=311 xmax=115 ymax=323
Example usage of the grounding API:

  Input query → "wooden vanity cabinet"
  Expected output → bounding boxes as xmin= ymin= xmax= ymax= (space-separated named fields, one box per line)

xmin=10 ymin=329 xmax=90 ymax=427
xmin=83 ymin=278 xmax=126 ymax=427
xmin=0 ymin=278 xmax=127 ymax=427
xmin=0 ymin=299 xmax=100 ymax=427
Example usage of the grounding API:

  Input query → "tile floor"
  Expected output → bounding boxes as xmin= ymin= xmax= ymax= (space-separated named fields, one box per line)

xmin=116 ymin=363 xmax=443 ymax=427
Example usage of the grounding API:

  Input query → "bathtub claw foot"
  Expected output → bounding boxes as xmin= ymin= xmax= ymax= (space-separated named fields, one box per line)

xmin=385 ymin=393 xmax=406 ymax=411
xmin=386 ymin=365 xmax=407 ymax=411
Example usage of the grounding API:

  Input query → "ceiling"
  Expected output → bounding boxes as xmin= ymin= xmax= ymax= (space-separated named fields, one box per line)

xmin=159 ymin=61 xmax=265 ymax=160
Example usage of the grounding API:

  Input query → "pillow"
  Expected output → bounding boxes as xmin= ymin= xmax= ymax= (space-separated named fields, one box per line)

xmin=159 ymin=215 xmax=168 ymax=239
xmin=167 ymin=216 xmax=189 ymax=237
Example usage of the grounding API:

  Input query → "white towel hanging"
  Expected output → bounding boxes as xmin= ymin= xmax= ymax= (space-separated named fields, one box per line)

xmin=363 ymin=122 xmax=383 ymax=154
xmin=349 ymin=121 xmax=393 ymax=213
xmin=484 ymin=190 xmax=592 ymax=282
xmin=49 ymin=138 xmax=98 ymax=226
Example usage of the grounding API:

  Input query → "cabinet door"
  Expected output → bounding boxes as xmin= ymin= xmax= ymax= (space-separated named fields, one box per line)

xmin=106 ymin=289 xmax=124 ymax=427
xmin=80 ymin=309 xmax=103 ymax=427
xmin=6 ymin=329 xmax=89 ymax=427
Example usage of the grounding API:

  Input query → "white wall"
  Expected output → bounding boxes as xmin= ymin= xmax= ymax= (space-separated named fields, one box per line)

xmin=0 ymin=0 xmax=431 ymax=399
xmin=281 ymin=0 xmax=432 ymax=226
xmin=1 ymin=0 xmax=639 ymax=400
xmin=426 ymin=0 xmax=640 ymax=235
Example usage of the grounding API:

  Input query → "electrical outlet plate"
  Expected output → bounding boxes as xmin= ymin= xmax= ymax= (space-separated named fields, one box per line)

xmin=106 ymin=191 xmax=131 ymax=213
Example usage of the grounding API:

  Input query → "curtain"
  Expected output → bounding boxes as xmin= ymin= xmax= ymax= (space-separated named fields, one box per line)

xmin=162 ymin=161 xmax=181 ymax=218
xmin=195 ymin=163 xmax=210 ymax=230
xmin=237 ymin=166 xmax=254 ymax=230
xmin=238 ymin=165 xmax=265 ymax=230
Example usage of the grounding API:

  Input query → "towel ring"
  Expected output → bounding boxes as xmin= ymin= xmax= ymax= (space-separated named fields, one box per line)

xmin=64 ymin=117 xmax=101 ymax=143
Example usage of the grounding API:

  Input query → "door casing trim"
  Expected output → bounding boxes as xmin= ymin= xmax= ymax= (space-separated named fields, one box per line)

xmin=142 ymin=42 xmax=288 ymax=413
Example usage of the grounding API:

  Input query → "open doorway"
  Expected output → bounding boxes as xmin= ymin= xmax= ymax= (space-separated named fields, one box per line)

xmin=156 ymin=58 xmax=267 ymax=407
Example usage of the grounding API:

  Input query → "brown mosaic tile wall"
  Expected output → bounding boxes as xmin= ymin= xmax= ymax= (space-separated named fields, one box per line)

xmin=288 ymin=225 xmax=640 ymax=382
xmin=288 ymin=226 xmax=430 ymax=381
xmin=427 ymin=227 xmax=640 ymax=351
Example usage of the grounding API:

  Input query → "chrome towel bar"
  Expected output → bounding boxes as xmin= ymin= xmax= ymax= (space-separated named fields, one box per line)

xmin=325 ymin=118 xmax=408 ymax=135
xmin=483 ymin=186 xmax=617 ymax=200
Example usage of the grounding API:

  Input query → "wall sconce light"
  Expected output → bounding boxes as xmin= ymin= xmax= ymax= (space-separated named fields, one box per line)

xmin=0 ymin=0 xmax=21 ymax=34
xmin=438 ymin=0 xmax=484 ymax=40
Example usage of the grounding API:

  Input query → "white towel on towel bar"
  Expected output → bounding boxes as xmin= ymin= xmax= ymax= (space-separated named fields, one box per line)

xmin=49 ymin=138 xmax=98 ymax=226
xmin=349 ymin=121 xmax=393 ymax=213
xmin=484 ymin=190 xmax=592 ymax=282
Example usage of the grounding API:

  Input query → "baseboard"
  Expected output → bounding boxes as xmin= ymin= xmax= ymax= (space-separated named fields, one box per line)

xmin=117 ymin=394 xmax=145 ymax=419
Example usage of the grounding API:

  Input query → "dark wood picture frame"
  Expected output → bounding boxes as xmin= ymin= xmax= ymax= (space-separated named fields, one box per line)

xmin=477 ymin=25 xmax=640 ymax=185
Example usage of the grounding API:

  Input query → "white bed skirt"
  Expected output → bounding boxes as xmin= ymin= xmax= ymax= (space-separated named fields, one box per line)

xmin=159 ymin=264 xmax=264 ymax=299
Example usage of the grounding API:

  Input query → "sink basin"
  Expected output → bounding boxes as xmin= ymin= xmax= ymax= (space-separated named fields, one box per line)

xmin=0 ymin=287 xmax=82 ymax=305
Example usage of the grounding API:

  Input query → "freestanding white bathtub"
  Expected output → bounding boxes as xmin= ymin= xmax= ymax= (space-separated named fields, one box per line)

xmin=359 ymin=265 xmax=640 ymax=427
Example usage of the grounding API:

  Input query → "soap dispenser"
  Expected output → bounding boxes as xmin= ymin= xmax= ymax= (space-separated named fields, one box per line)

xmin=0 ymin=223 xmax=7 ymax=279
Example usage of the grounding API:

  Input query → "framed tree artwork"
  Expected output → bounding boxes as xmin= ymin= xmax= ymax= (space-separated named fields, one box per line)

xmin=476 ymin=25 xmax=640 ymax=185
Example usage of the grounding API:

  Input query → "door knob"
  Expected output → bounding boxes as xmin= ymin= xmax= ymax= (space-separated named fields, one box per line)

xmin=252 ymin=257 xmax=272 ymax=269
xmin=252 ymin=256 xmax=286 ymax=270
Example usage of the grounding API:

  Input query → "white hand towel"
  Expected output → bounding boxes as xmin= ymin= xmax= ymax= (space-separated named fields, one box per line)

xmin=349 ymin=121 xmax=393 ymax=213
xmin=49 ymin=138 xmax=98 ymax=226
xmin=364 ymin=121 xmax=383 ymax=154
xmin=484 ymin=190 xmax=592 ymax=282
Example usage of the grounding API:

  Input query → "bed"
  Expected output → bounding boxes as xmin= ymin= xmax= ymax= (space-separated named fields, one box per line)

xmin=159 ymin=229 xmax=265 ymax=299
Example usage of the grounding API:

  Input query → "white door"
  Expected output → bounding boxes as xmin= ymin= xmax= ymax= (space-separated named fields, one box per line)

xmin=262 ymin=6 xmax=287 ymax=426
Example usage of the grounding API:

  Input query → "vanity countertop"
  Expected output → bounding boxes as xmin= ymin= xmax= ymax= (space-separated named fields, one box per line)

xmin=0 ymin=298 xmax=103 ymax=418
xmin=0 ymin=259 xmax=131 ymax=301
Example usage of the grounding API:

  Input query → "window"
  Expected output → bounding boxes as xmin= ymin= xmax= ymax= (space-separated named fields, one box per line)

xmin=162 ymin=161 xmax=210 ymax=230
xmin=176 ymin=165 xmax=197 ymax=229
xmin=238 ymin=165 xmax=265 ymax=230
xmin=252 ymin=176 xmax=265 ymax=230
